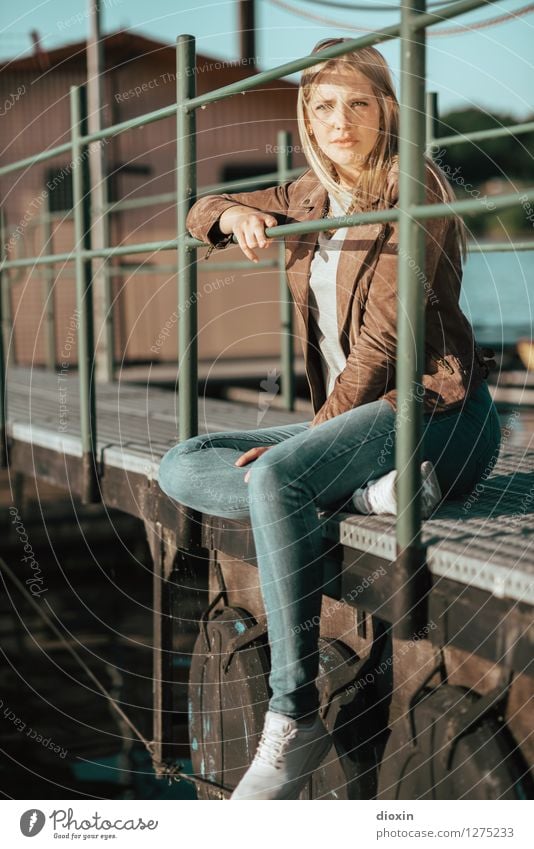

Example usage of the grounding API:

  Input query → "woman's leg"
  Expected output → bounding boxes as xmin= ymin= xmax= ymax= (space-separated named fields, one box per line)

xmin=354 ymin=381 xmax=502 ymax=513
xmin=244 ymin=383 xmax=500 ymax=720
xmin=245 ymin=397 xmax=398 ymax=719
xmin=157 ymin=420 xmax=310 ymax=519
xmin=421 ymin=381 xmax=502 ymax=497
xmin=159 ymin=382 xmax=500 ymax=722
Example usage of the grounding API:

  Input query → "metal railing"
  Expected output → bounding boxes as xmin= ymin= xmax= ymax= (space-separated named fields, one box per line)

xmin=1 ymin=0 xmax=534 ymax=634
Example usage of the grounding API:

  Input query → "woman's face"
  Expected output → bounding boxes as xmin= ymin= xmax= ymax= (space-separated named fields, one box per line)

xmin=307 ymin=69 xmax=382 ymax=185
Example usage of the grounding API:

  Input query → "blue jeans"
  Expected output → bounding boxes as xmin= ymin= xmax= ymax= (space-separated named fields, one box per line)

xmin=158 ymin=381 xmax=501 ymax=719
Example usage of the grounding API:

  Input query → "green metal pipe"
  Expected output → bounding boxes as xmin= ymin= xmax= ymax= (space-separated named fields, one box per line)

xmin=3 ymin=183 xmax=534 ymax=273
xmin=430 ymin=120 xmax=534 ymax=149
xmin=193 ymin=259 xmax=279 ymax=270
xmin=0 ymin=209 xmax=14 ymax=370
xmin=0 ymin=240 xmax=177 ymax=270
xmin=185 ymin=1 xmax=488 ymax=114
xmin=79 ymin=103 xmax=178 ymax=146
xmin=425 ymin=91 xmax=439 ymax=155
xmin=70 ymin=85 xmax=99 ymax=504
xmin=107 ymin=167 xmax=306 ymax=213
xmin=2 ymin=185 xmax=534 ymax=274
xmin=412 ymin=0 xmax=491 ymax=29
xmin=277 ymin=130 xmax=295 ymax=411
xmin=42 ymin=212 xmax=57 ymax=370
xmin=394 ymin=0 xmax=428 ymax=638
xmin=0 ymin=141 xmax=72 ymax=178
xmin=0 ymin=215 xmax=6 ymax=467
xmin=190 ymin=184 xmax=534 ymax=238
xmin=109 ymin=260 xmax=278 ymax=274
xmin=467 ymin=241 xmax=534 ymax=252
xmin=176 ymin=35 xmax=198 ymax=442
xmin=196 ymin=167 xmax=304 ymax=197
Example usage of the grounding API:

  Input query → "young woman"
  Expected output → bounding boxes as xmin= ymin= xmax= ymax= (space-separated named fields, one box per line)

xmin=158 ymin=39 xmax=501 ymax=800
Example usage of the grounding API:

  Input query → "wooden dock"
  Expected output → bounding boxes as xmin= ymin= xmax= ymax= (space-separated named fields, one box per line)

xmin=3 ymin=364 xmax=534 ymax=799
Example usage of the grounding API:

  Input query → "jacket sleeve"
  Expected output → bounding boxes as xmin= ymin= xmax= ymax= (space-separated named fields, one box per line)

xmin=310 ymin=169 xmax=452 ymax=427
xmin=185 ymin=180 xmax=295 ymax=253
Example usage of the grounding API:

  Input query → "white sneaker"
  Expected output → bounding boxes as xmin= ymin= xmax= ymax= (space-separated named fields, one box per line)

xmin=352 ymin=460 xmax=442 ymax=519
xmin=230 ymin=710 xmax=331 ymax=800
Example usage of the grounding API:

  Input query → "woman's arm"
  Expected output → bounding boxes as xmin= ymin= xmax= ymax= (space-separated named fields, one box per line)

xmin=185 ymin=180 xmax=295 ymax=252
xmin=310 ymin=168 xmax=452 ymax=427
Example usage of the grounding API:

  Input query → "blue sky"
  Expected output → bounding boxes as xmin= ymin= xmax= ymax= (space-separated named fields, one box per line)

xmin=1 ymin=0 xmax=533 ymax=119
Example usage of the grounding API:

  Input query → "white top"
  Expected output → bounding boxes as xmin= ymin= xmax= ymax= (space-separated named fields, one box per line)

xmin=308 ymin=189 xmax=352 ymax=396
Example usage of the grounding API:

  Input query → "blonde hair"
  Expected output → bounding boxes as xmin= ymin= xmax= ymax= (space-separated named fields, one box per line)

xmin=297 ymin=38 xmax=467 ymax=261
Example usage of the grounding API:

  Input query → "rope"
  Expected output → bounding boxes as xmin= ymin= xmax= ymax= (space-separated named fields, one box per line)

xmin=0 ymin=555 xmax=153 ymax=753
xmin=266 ymin=0 xmax=534 ymax=37
xmin=0 ymin=553 xmax=234 ymax=795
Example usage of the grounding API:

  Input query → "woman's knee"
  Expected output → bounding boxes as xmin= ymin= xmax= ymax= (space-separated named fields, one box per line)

xmin=247 ymin=447 xmax=302 ymax=496
xmin=158 ymin=437 xmax=207 ymax=495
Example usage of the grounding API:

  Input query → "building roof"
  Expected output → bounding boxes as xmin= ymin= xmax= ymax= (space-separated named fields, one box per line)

xmin=0 ymin=28 xmax=294 ymax=91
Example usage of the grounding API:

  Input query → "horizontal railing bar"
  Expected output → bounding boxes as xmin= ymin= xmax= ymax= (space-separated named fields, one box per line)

xmin=194 ymin=259 xmax=279 ymax=270
xmin=412 ymin=0 xmax=491 ymax=30
xmin=466 ymin=241 xmax=534 ymax=252
xmin=26 ymin=242 xmax=534 ymax=278
xmin=432 ymin=120 xmax=534 ymax=149
xmin=186 ymin=185 xmax=534 ymax=245
xmin=34 ymin=259 xmax=279 ymax=275
xmin=0 ymin=240 xmax=177 ymax=270
xmin=411 ymin=187 xmax=534 ymax=219
xmin=0 ymin=141 xmax=73 ymax=178
xmin=184 ymin=36 xmax=397 ymax=112
xmin=198 ymin=167 xmax=305 ymax=196
xmin=3 ymin=185 xmax=533 ymax=271
xmin=81 ymin=104 xmax=178 ymax=145
xmin=106 ymin=167 xmax=307 ymax=213
xmin=184 ymin=0 xmax=488 ymax=113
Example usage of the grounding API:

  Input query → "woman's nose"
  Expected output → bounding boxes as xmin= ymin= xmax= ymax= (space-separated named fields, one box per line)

xmin=331 ymin=102 xmax=354 ymax=129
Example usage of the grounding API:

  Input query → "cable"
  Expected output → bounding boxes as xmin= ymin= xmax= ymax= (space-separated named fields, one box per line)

xmin=303 ymin=0 xmax=454 ymax=11
xmin=266 ymin=0 xmax=534 ymax=37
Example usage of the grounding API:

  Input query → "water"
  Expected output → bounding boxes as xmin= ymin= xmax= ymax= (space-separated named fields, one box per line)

xmin=460 ymin=250 xmax=534 ymax=346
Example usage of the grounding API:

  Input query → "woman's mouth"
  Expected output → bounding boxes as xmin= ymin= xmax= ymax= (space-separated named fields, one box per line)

xmin=331 ymin=138 xmax=357 ymax=147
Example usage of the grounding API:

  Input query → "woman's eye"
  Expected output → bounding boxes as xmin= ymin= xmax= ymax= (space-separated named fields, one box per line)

xmin=352 ymin=101 xmax=367 ymax=107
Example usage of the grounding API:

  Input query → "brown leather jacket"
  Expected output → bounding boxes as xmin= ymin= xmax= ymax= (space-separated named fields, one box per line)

xmin=186 ymin=162 xmax=494 ymax=426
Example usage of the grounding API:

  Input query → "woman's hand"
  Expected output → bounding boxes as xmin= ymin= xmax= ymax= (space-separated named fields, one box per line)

xmin=219 ymin=205 xmax=279 ymax=264
xmin=234 ymin=445 xmax=272 ymax=482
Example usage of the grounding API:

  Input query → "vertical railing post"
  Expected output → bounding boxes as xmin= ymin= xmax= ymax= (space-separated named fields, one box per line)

xmin=394 ymin=0 xmax=430 ymax=638
xmin=176 ymin=35 xmax=198 ymax=442
xmin=88 ymin=0 xmax=114 ymax=384
xmin=42 ymin=209 xmax=57 ymax=370
xmin=0 ymin=209 xmax=13 ymax=370
xmin=425 ymin=90 xmax=439 ymax=156
xmin=277 ymin=130 xmax=295 ymax=410
xmin=0 ymin=219 xmax=6 ymax=468
xmin=70 ymin=84 xmax=99 ymax=504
